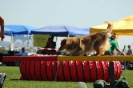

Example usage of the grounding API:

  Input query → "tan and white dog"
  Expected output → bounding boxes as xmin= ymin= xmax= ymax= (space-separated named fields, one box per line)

xmin=58 ymin=21 xmax=113 ymax=56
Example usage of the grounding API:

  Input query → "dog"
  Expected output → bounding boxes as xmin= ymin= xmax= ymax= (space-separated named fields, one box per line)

xmin=58 ymin=21 xmax=113 ymax=56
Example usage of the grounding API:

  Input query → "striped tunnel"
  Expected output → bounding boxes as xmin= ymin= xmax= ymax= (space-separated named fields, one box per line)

xmin=19 ymin=54 xmax=122 ymax=82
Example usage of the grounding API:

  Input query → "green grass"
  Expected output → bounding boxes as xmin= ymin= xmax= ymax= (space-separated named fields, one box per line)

xmin=0 ymin=66 xmax=133 ymax=88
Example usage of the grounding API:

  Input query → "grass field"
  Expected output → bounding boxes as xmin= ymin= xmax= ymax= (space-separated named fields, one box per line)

xmin=0 ymin=66 xmax=133 ymax=88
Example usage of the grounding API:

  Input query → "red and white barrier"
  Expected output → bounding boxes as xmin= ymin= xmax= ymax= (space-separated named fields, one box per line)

xmin=43 ymin=48 xmax=56 ymax=50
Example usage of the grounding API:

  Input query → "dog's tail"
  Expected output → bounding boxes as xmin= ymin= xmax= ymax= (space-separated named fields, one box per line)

xmin=101 ymin=21 xmax=113 ymax=35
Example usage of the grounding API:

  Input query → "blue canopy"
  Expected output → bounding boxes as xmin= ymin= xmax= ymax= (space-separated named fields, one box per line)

xmin=66 ymin=26 xmax=89 ymax=36
xmin=0 ymin=28 xmax=12 ymax=36
xmin=31 ymin=25 xmax=68 ymax=36
xmin=31 ymin=25 xmax=89 ymax=36
xmin=5 ymin=24 xmax=36 ymax=35
xmin=80 ymin=27 xmax=90 ymax=34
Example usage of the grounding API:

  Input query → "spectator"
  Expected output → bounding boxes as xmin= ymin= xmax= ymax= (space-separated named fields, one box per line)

xmin=104 ymin=33 xmax=125 ymax=55
xmin=15 ymin=47 xmax=28 ymax=66
xmin=45 ymin=37 xmax=52 ymax=48
xmin=126 ymin=45 xmax=132 ymax=55
xmin=50 ymin=36 xmax=56 ymax=48
xmin=45 ymin=36 xmax=56 ymax=48
xmin=126 ymin=45 xmax=133 ymax=70
xmin=44 ymin=36 xmax=56 ymax=55
xmin=43 ymin=38 xmax=52 ymax=55
xmin=50 ymin=36 xmax=56 ymax=54
xmin=15 ymin=47 xmax=28 ymax=56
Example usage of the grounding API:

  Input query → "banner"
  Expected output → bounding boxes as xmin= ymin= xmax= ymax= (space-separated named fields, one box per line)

xmin=33 ymin=34 xmax=50 ymax=47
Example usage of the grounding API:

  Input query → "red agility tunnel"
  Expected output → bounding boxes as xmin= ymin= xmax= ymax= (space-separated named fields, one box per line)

xmin=19 ymin=55 xmax=122 ymax=82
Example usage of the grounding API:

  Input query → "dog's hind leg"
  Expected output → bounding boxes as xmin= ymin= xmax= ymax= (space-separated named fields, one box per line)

xmin=95 ymin=47 xmax=104 ymax=56
xmin=94 ymin=49 xmax=100 ymax=56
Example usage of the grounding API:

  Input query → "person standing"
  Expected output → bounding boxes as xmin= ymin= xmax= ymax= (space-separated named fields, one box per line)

xmin=0 ymin=15 xmax=5 ymax=41
xmin=126 ymin=45 xmax=132 ymax=55
xmin=126 ymin=45 xmax=133 ymax=70
xmin=104 ymin=33 xmax=125 ymax=55
xmin=0 ymin=15 xmax=6 ymax=88
xmin=50 ymin=36 xmax=56 ymax=54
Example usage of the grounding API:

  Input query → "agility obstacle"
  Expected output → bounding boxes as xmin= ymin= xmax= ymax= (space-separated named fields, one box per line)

xmin=17 ymin=54 xmax=122 ymax=82
xmin=3 ymin=55 xmax=133 ymax=62
xmin=19 ymin=60 xmax=122 ymax=82
xmin=2 ymin=55 xmax=133 ymax=88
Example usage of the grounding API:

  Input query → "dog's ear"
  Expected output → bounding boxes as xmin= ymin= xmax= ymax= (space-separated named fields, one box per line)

xmin=61 ymin=39 xmax=66 ymax=45
xmin=61 ymin=39 xmax=66 ymax=42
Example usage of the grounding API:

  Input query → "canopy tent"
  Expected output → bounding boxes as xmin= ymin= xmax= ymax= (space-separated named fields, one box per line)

xmin=1 ymin=24 xmax=36 ymax=50
xmin=90 ymin=15 xmax=133 ymax=35
xmin=31 ymin=25 xmax=68 ymax=36
xmin=81 ymin=27 xmax=90 ymax=34
xmin=65 ymin=26 xmax=89 ymax=36
xmin=0 ymin=28 xmax=12 ymax=36
xmin=31 ymin=25 xmax=89 ymax=36
xmin=5 ymin=24 xmax=36 ymax=35
xmin=0 ymin=41 xmax=11 ymax=46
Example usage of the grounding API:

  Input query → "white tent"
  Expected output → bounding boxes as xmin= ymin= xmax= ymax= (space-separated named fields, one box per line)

xmin=0 ymin=41 xmax=11 ymax=46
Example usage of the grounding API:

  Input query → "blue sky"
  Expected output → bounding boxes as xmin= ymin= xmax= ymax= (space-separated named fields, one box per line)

xmin=0 ymin=0 xmax=133 ymax=49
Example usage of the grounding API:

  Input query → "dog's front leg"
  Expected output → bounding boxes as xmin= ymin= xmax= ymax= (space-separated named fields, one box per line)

xmin=71 ymin=48 xmax=83 ymax=56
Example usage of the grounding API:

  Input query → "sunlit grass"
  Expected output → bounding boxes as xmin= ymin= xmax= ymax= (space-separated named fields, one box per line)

xmin=0 ymin=66 xmax=132 ymax=88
